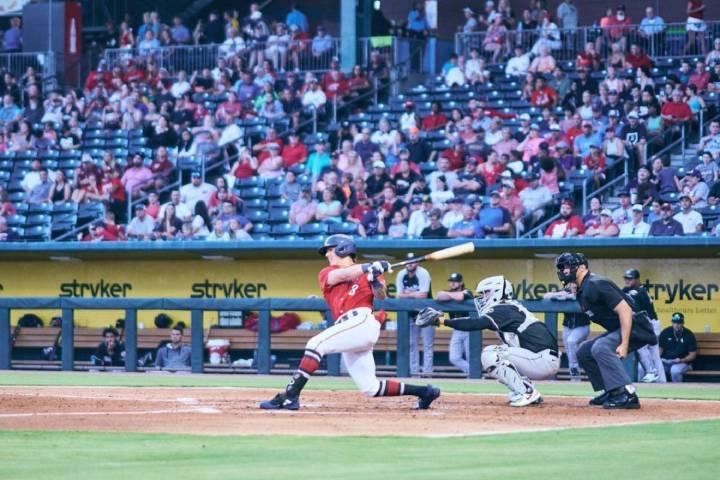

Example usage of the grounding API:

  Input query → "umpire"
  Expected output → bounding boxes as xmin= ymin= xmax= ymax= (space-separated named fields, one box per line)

xmin=555 ymin=253 xmax=657 ymax=409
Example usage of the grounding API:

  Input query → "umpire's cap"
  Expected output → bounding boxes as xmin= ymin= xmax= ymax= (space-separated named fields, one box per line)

xmin=623 ymin=268 xmax=640 ymax=279
xmin=448 ymin=273 xmax=463 ymax=282
xmin=318 ymin=234 xmax=357 ymax=258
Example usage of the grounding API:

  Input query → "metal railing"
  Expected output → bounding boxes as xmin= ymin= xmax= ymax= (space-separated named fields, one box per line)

xmin=103 ymin=38 xmax=342 ymax=75
xmin=0 ymin=297 xmax=576 ymax=378
xmin=455 ymin=20 xmax=720 ymax=65
xmin=0 ymin=51 xmax=57 ymax=98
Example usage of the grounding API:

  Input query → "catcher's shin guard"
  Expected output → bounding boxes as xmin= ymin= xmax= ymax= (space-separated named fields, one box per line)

xmin=481 ymin=345 xmax=533 ymax=396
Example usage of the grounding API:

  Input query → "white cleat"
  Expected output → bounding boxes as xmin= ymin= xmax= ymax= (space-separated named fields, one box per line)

xmin=641 ymin=373 xmax=659 ymax=383
xmin=509 ymin=389 xmax=543 ymax=407
xmin=507 ymin=391 xmax=523 ymax=404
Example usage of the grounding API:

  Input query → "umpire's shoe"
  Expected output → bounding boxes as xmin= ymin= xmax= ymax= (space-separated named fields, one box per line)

xmin=603 ymin=388 xmax=640 ymax=410
xmin=588 ymin=391 xmax=609 ymax=406
xmin=417 ymin=385 xmax=441 ymax=410
xmin=259 ymin=393 xmax=300 ymax=410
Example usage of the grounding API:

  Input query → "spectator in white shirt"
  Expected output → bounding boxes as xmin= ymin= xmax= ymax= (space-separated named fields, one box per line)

xmin=426 ymin=157 xmax=458 ymax=193
xmin=180 ymin=171 xmax=217 ymax=211
xmin=127 ymin=204 xmax=156 ymax=240
xmin=673 ymin=195 xmax=704 ymax=234
xmin=518 ymin=172 xmax=553 ymax=227
xmin=407 ymin=196 xmax=432 ymax=237
xmin=301 ymin=78 xmax=327 ymax=109
xmin=206 ymin=219 xmax=231 ymax=241
xmin=505 ymin=46 xmax=530 ymax=78
xmin=619 ymin=204 xmax=650 ymax=238
xmin=170 ymin=70 xmax=192 ymax=99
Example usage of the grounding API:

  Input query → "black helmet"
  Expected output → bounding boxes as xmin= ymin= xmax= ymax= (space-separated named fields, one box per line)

xmin=555 ymin=252 xmax=588 ymax=285
xmin=623 ymin=268 xmax=640 ymax=279
xmin=318 ymin=234 xmax=357 ymax=258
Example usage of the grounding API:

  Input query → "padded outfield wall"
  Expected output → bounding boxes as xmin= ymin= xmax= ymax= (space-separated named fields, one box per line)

xmin=0 ymin=238 xmax=718 ymax=332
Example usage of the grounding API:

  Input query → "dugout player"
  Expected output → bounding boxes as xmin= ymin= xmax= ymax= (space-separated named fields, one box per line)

xmin=396 ymin=253 xmax=435 ymax=377
xmin=622 ymin=268 xmax=666 ymax=383
xmin=555 ymin=252 xmax=657 ymax=409
xmin=416 ymin=275 xmax=559 ymax=407
xmin=260 ymin=234 xmax=440 ymax=410
xmin=435 ymin=272 xmax=473 ymax=376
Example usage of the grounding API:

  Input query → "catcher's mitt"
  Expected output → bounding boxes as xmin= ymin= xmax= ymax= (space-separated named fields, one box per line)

xmin=415 ymin=307 xmax=444 ymax=328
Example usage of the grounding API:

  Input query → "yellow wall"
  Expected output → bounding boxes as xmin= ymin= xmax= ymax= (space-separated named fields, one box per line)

xmin=1 ymin=258 xmax=718 ymax=332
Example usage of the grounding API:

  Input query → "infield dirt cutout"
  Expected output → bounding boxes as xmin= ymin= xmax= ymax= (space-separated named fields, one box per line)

xmin=1 ymin=385 xmax=720 ymax=436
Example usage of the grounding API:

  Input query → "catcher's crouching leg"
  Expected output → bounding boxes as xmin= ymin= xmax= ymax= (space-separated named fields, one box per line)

xmin=481 ymin=345 xmax=540 ymax=406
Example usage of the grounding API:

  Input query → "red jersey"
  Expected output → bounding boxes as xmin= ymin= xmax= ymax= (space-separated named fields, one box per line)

xmin=319 ymin=265 xmax=383 ymax=321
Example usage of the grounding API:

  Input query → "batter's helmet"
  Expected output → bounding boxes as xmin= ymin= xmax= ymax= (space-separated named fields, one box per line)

xmin=555 ymin=252 xmax=588 ymax=285
xmin=318 ymin=234 xmax=357 ymax=258
xmin=623 ymin=268 xmax=640 ymax=279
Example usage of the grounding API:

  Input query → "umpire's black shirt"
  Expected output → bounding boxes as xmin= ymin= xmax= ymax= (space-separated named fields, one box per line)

xmin=622 ymin=285 xmax=658 ymax=320
xmin=577 ymin=273 xmax=635 ymax=332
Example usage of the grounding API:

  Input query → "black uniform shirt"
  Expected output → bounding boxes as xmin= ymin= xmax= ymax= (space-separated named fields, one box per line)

xmin=659 ymin=326 xmax=697 ymax=360
xmin=577 ymin=273 xmax=635 ymax=332
xmin=623 ymin=285 xmax=658 ymax=320
xmin=477 ymin=302 xmax=557 ymax=353
xmin=448 ymin=289 xmax=474 ymax=320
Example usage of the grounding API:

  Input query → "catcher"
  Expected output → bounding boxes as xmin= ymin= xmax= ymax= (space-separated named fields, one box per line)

xmin=416 ymin=275 xmax=559 ymax=407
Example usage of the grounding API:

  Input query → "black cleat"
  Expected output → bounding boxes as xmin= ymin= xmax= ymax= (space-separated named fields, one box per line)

xmin=589 ymin=391 xmax=609 ymax=406
xmin=603 ymin=391 xmax=640 ymax=410
xmin=259 ymin=393 xmax=300 ymax=410
xmin=417 ymin=385 xmax=440 ymax=410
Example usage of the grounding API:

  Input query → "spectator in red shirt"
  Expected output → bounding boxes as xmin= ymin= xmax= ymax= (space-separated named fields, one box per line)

xmin=323 ymin=69 xmax=349 ymax=102
xmin=281 ymin=131 xmax=308 ymax=169
xmin=661 ymin=89 xmax=694 ymax=127
xmin=625 ymin=44 xmax=653 ymax=70
xmin=84 ymin=61 xmax=112 ymax=94
xmin=122 ymin=61 xmax=146 ymax=84
xmin=544 ymin=199 xmax=585 ymax=238
xmin=439 ymin=138 xmax=466 ymax=171
xmin=606 ymin=6 xmax=632 ymax=52
xmin=530 ymin=76 xmax=557 ymax=108
xmin=231 ymin=147 xmax=259 ymax=180
xmin=421 ymin=101 xmax=448 ymax=131
xmin=576 ymin=42 xmax=601 ymax=71
xmin=215 ymin=91 xmax=244 ymax=124
xmin=584 ymin=144 xmax=607 ymax=189
xmin=688 ymin=61 xmax=711 ymax=93
xmin=253 ymin=128 xmax=285 ymax=163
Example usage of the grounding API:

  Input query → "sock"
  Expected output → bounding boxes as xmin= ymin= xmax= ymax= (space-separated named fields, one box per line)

xmin=374 ymin=379 xmax=406 ymax=397
xmin=285 ymin=349 xmax=321 ymax=397
xmin=625 ymin=384 xmax=637 ymax=394
xmin=401 ymin=383 xmax=428 ymax=397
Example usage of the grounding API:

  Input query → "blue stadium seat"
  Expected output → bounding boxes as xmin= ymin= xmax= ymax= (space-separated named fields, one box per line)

xmin=271 ymin=223 xmax=299 ymax=236
xmin=244 ymin=198 xmax=268 ymax=210
xmin=21 ymin=225 xmax=50 ymax=242
xmin=252 ymin=233 xmax=273 ymax=241
xmin=25 ymin=214 xmax=52 ymax=226
xmin=328 ymin=222 xmax=358 ymax=235
xmin=251 ymin=223 xmax=271 ymax=235
xmin=268 ymin=209 xmax=290 ymax=223
xmin=299 ymin=223 xmax=329 ymax=236
xmin=28 ymin=202 xmax=53 ymax=214
xmin=266 ymin=184 xmax=282 ymax=199
xmin=236 ymin=176 xmax=265 ymax=188
xmin=246 ymin=210 xmax=269 ymax=222
xmin=239 ymin=187 xmax=267 ymax=199
xmin=269 ymin=198 xmax=291 ymax=209
xmin=4 ymin=214 xmax=26 ymax=227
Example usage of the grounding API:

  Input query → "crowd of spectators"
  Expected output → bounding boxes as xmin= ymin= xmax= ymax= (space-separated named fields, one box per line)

xmin=0 ymin=2 xmax=719 ymax=243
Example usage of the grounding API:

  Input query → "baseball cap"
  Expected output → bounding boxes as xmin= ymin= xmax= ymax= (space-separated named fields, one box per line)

xmin=556 ymin=141 xmax=568 ymax=150
xmin=406 ymin=252 xmax=417 ymax=260
xmin=608 ymin=89 xmax=618 ymax=95
xmin=404 ymin=100 xmax=414 ymax=108
xmin=191 ymin=170 xmax=201 ymax=177
xmin=623 ymin=268 xmax=640 ymax=279
xmin=608 ymin=109 xmax=620 ymax=118
xmin=550 ymin=124 xmax=561 ymax=131
xmin=450 ymin=197 xmax=463 ymax=204
xmin=411 ymin=196 xmax=423 ymax=205
xmin=539 ymin=141 xmax=550 ymax=150
xmin=660 ymin=202 xmax=673 ymax=211
xmin=372 ymin=160 xmax=386 ymax=169
xmin=561 ymin=198 xmax=574 ymax=207
xmin=489 ymin=190 xmax=501 ymax=197
xmin=134 ymin=203 xmax=145 ymax=211
xmin=600 ymin=208 xmax=612 ymax=217
xmin=691 ymin=169 xmax=703 ymax=179
xmin=631 ymin=204 xmax=643 ymax=212
xmin=423 ymin=195 xmax=432 ymax=203
xmin=589 ymin=143 xmax=601 ymax=150
xmin=530 ymin=123 xmax=540 ymax=130
xmin=671 ymin=312 xmax=685 ymax=323
xmin=618 ymin=190 xmax=630 ymax=197
xmin=627 ymin=111 xmax=639 ymax=119
xmin=519 ymin=113 xmax=531 ymax=121
xmin=448 ymin=272 xmax=463 ymax=282
xmin=465 ymin=194 xmax=480 ymax=205
xmin=679 ymin=193 xmax=691 ymax=201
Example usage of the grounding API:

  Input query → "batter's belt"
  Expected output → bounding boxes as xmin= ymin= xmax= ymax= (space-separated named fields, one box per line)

xmin=335 ymin=307 xmax=372 ymax=324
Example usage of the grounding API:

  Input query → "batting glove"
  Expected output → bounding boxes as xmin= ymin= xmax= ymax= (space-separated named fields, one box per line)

xmin=371 ymin=260 xmax=393 ymax=273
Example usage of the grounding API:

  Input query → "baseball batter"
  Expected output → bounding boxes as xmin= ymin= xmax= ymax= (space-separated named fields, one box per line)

xmin=260 ymin=234 xmax=441 ymax=410
xmin=416 ymin=275 xmax=559 ymax=407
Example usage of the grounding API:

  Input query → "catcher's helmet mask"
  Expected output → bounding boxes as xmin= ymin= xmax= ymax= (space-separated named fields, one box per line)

xmin=318 ymin=234 xmax=357 ymax=258
xmin=473 ymin=275 xmax=513 ymax=316
xmin=555 ymin=252 xmax=588 ymax=285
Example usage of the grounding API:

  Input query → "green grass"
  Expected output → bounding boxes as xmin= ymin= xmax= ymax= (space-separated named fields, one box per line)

xmin=0 ymin=371 xmax=719 ymax=401
xmin=1 ymin=420 xmax=719 ymax=479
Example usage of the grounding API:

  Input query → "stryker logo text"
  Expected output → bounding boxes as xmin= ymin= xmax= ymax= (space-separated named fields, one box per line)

xmin=644 ymin=280 xmax=718 ymax=304
xmin=191 ymin=280 xmax=268 ymax=298
xmin=60 ymin=280 xmax=132 ymax=297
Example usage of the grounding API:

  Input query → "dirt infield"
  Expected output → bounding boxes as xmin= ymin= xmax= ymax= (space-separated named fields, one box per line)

xmin=1 ymin=386 xmax=719 ymax=437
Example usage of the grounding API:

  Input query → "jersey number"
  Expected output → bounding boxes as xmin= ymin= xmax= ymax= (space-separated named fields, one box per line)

xmin=348 ymin=284 xmax=359 ymax=296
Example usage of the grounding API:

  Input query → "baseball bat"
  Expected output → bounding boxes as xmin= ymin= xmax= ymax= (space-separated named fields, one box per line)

xmin=390 ymin=242 xmax=475 ymax=269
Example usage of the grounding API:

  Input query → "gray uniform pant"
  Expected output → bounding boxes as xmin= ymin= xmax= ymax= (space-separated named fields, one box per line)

xmin=410 ymin=323 xmax=435 ymax=375
xmin=448 ymin=330 xmax=470 ymax=375
xmin=662 ymin=359 xmax=692 ymax=382
xmin=577 ymin=329 xmax=642 ymax=392
xmin=562 ymin=325 xmax=590 ymax=370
